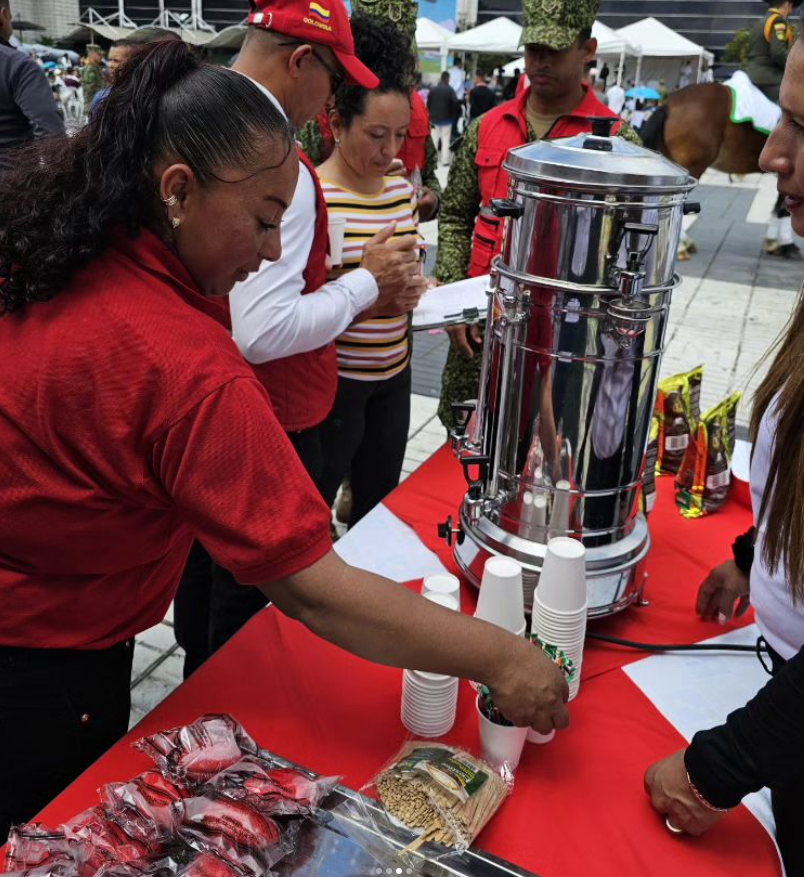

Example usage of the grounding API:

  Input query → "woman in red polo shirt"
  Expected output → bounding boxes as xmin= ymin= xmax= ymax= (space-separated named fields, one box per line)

xmin=0 ymin=41 xmax=568 ymax=835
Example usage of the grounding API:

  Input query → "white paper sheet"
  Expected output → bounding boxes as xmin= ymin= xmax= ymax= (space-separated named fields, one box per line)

xmin=333 ymin=502 xmax=449 ymax=582
xmin=412 ymin=275 xmax=490 ymax=330
xmin=624 ymin=624 xmax=782 ymax=869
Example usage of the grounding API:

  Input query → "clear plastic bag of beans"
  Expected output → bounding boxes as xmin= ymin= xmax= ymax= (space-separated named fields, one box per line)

xmin=344 ymin=740 xmax=513 ymax=867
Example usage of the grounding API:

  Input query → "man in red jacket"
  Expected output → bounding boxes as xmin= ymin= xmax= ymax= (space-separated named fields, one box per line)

xmin=435 ymin=0 xmax=640 ymax=429
xmin=175 ymin=0 xmax=426 ymax=676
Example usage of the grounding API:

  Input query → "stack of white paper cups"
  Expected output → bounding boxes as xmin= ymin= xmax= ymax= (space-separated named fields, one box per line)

xmin=422 ymin=573 xmax=461 ymax=610
xmin=401 ymin=592 xmax=460 ymax=737
xmin=532 ymin=537 xmax=587 ymax=703
xmin=475 ymin=556 xmax=526 ymax=637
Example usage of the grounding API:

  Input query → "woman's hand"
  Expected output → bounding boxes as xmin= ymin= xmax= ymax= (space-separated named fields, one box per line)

xmin=486 ymin=636 xmax=569 ymax=734
xmin=371 ymin=275 xmax=427 ymax=317
xmin=446 ymin=323 xmax=482 ymax=358
xmin=265 ymin=551 xmax=570 ymax=737
xmin=696 ymin=560 xmax=750 ymax=624
xmin=644 ymin=750 xmax=728 ymax=836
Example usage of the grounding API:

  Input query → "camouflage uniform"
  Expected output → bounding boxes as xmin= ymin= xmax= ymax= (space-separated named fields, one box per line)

xmin=746 ymin=6 xmax=794 ymax=102
xmin=350 ymin=0 xmax=418 ymax=45
xmin=435 ymin=0 xmax=642 ymax=430
xmin=81 ymin=57 xmax=105 ymax=114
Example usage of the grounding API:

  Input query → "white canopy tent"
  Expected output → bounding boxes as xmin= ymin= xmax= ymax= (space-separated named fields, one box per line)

xmin=616 ymin=17 xmax=714 ymax=88
xmin=447 ymin=17 xmax=522 ymax=54
xmin=416 ymin=17 xmax=452 ymax=71
xmin=592 ymin=20 xmax=641 ymax=86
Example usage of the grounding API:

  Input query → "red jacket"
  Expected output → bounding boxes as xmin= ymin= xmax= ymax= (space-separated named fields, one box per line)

xmin=469 ymin=86 xmax=623 ymax=278
xmin=250 ymin=148 xmax=336 ymax=432
xmin=396 ymin=90 xmax=430 ymax=177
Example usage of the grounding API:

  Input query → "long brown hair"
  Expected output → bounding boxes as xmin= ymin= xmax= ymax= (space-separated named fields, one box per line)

xmin=750 ymin=287 xmax=804 ymax=601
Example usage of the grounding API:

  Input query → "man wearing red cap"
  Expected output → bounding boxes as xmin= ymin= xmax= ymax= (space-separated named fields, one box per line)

xmin=174 ymin=0 xmax=426 ymax=675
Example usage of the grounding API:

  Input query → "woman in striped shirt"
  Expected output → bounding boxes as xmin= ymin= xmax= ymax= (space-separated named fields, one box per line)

xmin=316 ymin=14 xmax=423 ymax=526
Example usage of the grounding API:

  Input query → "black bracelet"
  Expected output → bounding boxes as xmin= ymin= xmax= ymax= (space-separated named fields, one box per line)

xmin=731 ymin=526 xmax=756 ymax=575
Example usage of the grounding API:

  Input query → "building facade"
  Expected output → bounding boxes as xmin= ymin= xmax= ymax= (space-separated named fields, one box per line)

xmin=75 ymin=1 xmax=250 ymax=29
xmin=11 ymin=0 xmax=80 ymax=39
xmin=476 ymin=0 xmax=769 ymax=57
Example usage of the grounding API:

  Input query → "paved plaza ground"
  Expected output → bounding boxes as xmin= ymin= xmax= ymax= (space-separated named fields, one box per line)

xmin=130 ymin=166 xmax=803 ymax=727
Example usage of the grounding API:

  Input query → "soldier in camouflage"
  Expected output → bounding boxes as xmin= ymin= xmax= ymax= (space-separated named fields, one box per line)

xmin=435 ymin=0 xmax=640 ymax=431
xmin=298 ymin=0 xmax=442 ymax=219
xmin=81 ymin=45 xmax=105 ymax=114
xmin=746 ymin=0 xmax=798 ymax=102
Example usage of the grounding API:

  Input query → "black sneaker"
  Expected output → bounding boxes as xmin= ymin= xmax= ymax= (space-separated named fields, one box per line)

xmin=767 ymin=243 xmax=804 ymax=260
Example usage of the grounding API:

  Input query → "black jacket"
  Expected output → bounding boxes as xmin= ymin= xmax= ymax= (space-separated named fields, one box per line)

xmin=0 ymin=37 xmax=64 ymax=170
xmin=427 ymin=82 xmax=460 ymax=125
xmin=469 ymin=84 xmax=496 ymax=119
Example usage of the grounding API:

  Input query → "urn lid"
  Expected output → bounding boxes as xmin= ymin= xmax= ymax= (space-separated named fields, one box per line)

xmin=503 ymin=122 xmax=696 ymax=192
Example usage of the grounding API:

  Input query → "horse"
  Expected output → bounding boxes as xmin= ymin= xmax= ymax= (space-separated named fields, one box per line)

xmin=640 ymin=83 xmax=770 ymax=259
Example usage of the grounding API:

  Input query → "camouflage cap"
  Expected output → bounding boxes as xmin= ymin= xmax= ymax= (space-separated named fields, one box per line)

xmin=349 ymin=0 xmax=418 ymax=42
xmin=520 ymin=0 xmax=599 ymax=51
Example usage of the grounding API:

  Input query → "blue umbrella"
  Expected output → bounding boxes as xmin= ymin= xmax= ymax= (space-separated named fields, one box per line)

xmin=626 ymin=86 xmax=661 ymax=100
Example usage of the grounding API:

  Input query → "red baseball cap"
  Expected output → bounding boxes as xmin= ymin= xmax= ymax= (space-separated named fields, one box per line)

xmin=248 ymin=0 xmax=379 ymax=89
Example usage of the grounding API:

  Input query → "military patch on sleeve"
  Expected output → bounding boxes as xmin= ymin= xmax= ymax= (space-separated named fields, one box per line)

xmin=775 ymin=22 xmax=788 ymax=39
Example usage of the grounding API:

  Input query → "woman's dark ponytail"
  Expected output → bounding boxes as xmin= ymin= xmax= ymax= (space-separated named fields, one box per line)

xmin=0 ymin=40 xmax=292 ymax=316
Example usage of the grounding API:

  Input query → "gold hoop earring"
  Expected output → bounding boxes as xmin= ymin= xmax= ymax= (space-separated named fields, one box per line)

xmin=163 ymin=194 xmax=178 ymax=207
xmin=171 ymin=216 xmax=182 ymax=229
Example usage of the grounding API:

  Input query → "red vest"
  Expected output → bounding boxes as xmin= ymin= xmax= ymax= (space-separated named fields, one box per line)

xmin=396 ymin=91 xmax=430 ymax=177
xmin=250 ymin=148 xmax=337 ymax=432
xmin=469 ymin=86 xmax=623 ymax=278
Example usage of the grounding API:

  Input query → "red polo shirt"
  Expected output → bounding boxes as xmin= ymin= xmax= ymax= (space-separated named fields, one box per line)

xmin=0 ymin=229 xmax=332 ymax=649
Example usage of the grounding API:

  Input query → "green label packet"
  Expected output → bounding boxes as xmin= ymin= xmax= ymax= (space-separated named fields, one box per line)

xmin=392 ymin=747 xmax=489 ymax=802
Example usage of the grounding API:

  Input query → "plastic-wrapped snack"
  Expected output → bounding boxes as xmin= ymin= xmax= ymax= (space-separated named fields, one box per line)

xmin=101 ymin=771 xmax=186 ymax=837
xmin=64 ymin=806 xmax=158 ymax=872
xmin=95 ymin=852 xmax=189 ymax=877
xmin=170 ymin=853 xmax=238 ymax=877
xmin=134 ymin=716 xmax=257 ymax=787
xmin=675 ymin=392 xmax=741 ymax=519
xmin=173 ymin=791 xmax=295 ymax=877
xmin=205 ymin=758 xmax=337 ymax=819
xmin=2 ymin=864 xmax=79 ymax=877
xmin=4 ymin=825 xmax=76 ymax=874
xmin=654 ymin=366 xmax=703 ymax=475
xmin=355 ymin=741 xmax=510 ymax=863
xmin=641 ymin=417 xmax=660 ymax=514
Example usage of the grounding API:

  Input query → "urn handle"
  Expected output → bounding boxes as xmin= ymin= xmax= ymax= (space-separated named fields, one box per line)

xmin=490 ymin=198 xmax=524 ymax=219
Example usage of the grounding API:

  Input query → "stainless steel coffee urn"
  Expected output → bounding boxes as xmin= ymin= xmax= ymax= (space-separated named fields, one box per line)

xmin=441 ymin=123 xmax=698 ymax=617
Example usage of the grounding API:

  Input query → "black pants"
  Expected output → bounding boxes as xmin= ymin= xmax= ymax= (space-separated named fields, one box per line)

xmin=0 ymin=640 xmax=134 ymax=839
xmin=173 ymin=423 xmax=325 ymax=678
xmin=765 ymin=642 xmax=804 ymax=877
xmin=318 ymin=365 xmax=411 ymax=526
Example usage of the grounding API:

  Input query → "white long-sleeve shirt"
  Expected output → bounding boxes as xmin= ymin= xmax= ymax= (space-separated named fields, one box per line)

xmin=750 ymin=397 xmax=804 ymax=660
xmin=229 ymin=75 xmax=379 ymax=364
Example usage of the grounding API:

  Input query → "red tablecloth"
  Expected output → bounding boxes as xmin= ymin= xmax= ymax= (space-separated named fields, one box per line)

xmin=35 ymin=448 xmax=779 ymax=877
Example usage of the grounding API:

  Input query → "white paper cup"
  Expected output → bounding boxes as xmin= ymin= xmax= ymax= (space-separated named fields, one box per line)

xmin=327 ymin=216 xmax=347 ymax=266
xmin=476 ymin=700 xmax=528 ymax=770
xmin=402 ymin=710 xmax=455 ymax=738
xmin=548 ymin=480 xmax=572 ymax=539
xmin=526 ymin=727 xmax=556 ymax=745
xmin=476 ymin=556 xmax=525 ymax=633
xmin=537 ymin=537 xmax=587 ymax=613
xmin=424 ymin=592 xmax=459 ymax=611
xmin=422 ymin=573 xmax=461 ymax=607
